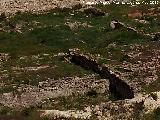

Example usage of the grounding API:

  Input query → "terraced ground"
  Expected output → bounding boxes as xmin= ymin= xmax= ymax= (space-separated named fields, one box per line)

xmin=0 ymin=2 xmax=160 ymax=120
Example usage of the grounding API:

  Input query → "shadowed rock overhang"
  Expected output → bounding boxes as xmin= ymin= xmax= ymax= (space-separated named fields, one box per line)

xmin=69 ymin=48 xmax=134 ymax=100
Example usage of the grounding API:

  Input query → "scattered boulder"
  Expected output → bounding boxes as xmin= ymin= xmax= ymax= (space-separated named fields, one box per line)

xmin=134 ymin=19 xmax=149 ymax=24
xmin=110 ymin=20 xmax=124 ymax=29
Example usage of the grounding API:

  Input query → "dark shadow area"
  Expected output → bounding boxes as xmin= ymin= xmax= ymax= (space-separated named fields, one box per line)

xmin=69 ymin=49 xmax=134 ymax=100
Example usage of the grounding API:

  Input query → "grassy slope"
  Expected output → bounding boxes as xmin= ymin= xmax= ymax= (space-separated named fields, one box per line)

xmin=0 ymin=2 xmax=160 ymax=119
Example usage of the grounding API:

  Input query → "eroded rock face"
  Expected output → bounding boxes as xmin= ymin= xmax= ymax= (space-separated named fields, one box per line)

xmin=69 ymin=48 xmax=134 ymax=99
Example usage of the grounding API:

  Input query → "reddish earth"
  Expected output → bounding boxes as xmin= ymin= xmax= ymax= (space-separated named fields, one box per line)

xmin=128 ymin=10 xmax=142 ymax=18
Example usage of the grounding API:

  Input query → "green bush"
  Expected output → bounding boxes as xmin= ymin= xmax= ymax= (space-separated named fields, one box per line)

xmin=21 ymin=106 xmax=35 ymax=116
xmin=0 ymin=106 xmax=11 ymax=115
xmin=0 ymin=12 xmax=6 ymax=21
xmin=87 ymin=89 xmax=97 ymax=97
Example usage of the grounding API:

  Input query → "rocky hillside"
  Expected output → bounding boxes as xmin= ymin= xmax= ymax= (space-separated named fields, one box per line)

xmin=0 ymin=0 xmax=160 ymax=120
xmin=0 ymin=0 xmax=109 ymax=14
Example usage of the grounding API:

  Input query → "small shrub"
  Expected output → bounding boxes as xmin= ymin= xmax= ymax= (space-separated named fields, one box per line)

xmin=119 ymin=54 xmax=130 ymax=62
xmin=108 ymin=92 xmax=118 ymax=101
xmin=87 ymin=89 xmax=97 ymax=97
xmin=133 ymin=101 xmax=144 ymax=119
xmin=150 ymin=93 xmax=158 ymax=101
xmin=72 ymin=4 xmax=82 ymax=10
xmin=16 ymin=11 xmax=22 ymax=15
xmin=40 ymin=116 xmax=50 ymax=120
xmin=21 ymin=106 xmax=35 ymax=116
xmin=154 ymin=107 xmax=160 ymax=120
xmin=6 ymin=20 xmax=16 ymax=29
xmin=84 ymin=8 xmax=105 ymax=17
xmin=0 ymin=12 xmax=6 ymax=21
xmin=0 ymin=106 xmax=11 ymax=115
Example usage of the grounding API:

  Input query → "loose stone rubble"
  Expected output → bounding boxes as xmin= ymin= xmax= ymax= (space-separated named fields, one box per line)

xmin=0 ymin=0 xmax=135 ymax=15
xmin=65 ymin=21 xmax=93 ymax=31
xmin=0 ymin=75 xmax=108 ymax=108
xmin=40 ymin=91 xmax=160 ymax=119
xmin=0 ymin=0 xmax=109 ymax=15
xmin=40 ymin=107 xmax=92 ymax=119
xmin=12 ymin=65 xmax=50 ymax=71
xmin=120 ymin=44 xmax=160 ymax=87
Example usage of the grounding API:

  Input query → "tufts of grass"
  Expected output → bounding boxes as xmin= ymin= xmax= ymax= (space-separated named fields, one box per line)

xmin=40 ymin=93 xmax=109 ymax=111
xmin=153 ymin=107 xmax=160 ymax=120
xmin=144 ymin=107 xmax=160 ymax=120
xmin=0 ymin=86 xmax=16 ymax=94
xmin=87 ymin=89 xmax=98 ymax=97
xmin=0 ymin=106 xmax=12 ymax=115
